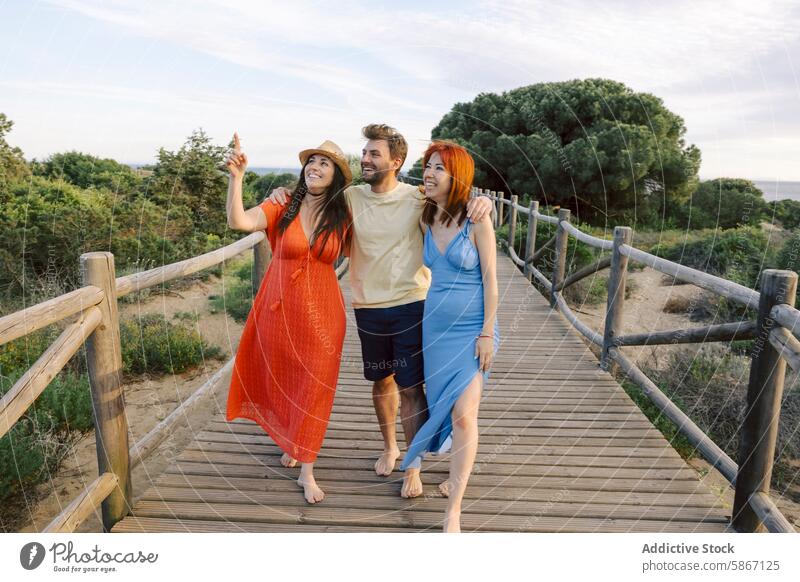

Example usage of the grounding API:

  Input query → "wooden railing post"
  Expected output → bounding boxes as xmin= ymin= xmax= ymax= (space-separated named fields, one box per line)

xmin=507 ymin=194 xmax=518 ymax=252
xmin=550 ymin=208 xmax=571 ymax=307
xmin=523 ymin=200 xmax=539 ymax=281
xmin=497 ymin=191 xmax=506 ymax=226
xmin=490 ymin=191 xmax=498 ymax=228
xmin=80 ymin=252 xmax=132 ymax=532
xmin=601 ymin=226 xmax=632 ymax=371
xmin=733 ymin=269 xmax=798 ymax=532
xmin=252 ymin=234 xmax=270 ymax=296
xmin=524 ymin=200 xmax=539 ymax=282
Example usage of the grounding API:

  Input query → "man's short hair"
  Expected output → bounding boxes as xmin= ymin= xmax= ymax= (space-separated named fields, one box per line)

xmin=362 ymin=123 xmax=408 ymax=175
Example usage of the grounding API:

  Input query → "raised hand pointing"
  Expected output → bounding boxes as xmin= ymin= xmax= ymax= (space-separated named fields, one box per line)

xmin=226 ymin=132 xmax=248 ymax=179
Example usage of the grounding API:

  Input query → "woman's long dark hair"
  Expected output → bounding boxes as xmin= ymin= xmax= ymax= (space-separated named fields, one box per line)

xmin=277 ymin=160 xmax=352 ymax=257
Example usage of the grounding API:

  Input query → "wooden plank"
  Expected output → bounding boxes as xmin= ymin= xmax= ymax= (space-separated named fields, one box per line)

xmin=193 ymin=432 xmax=684 ymax=459
xmin=178 ymin=446 xmax=700 ymax=480
xmin=0 ymin=285 xmax=104 ymax=346
xmin=112 ymin=516 xmax=408 ymax=533
xmin=130 ymin=358 xmax=234 ymax=469
xmin=168 ymin=461 xmax=715 ymax=494
xmin=44 ymin=473 xmax=118 ymax=533
xmin=0 ymin=306 xmax=102 ymax=439
xmin=186 ymin=440 xmax=690 ymax=469
xmin=153 ymin=472 xmax=725 ymax=509
xmin=203 ymin=424 xmax=672 ymax=446
xmin=127 ymin=500 xmax=728 ymax=533
xmin=138 ymin=486 xmax=728 ymax=524
xmin=115 ymin=231 xmax=264 ymax=296
xmin=209 ymin=421 xmax=666 ymax=438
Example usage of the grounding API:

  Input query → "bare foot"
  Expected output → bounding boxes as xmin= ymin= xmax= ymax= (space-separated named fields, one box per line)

xmin=281 ymin=453 xmax=298 ymax=468
xmin=400 ymin=468 xmax=423 ymax=498
xmin=443 ymin=510 xmax=461 ymax=533
xmin=375 ymin=447 xmax=400 ymax=476
xmin=438 ymin=479 xmax=453 ymax=498
xmin=297 ymin=476 xmax=325 ymax=504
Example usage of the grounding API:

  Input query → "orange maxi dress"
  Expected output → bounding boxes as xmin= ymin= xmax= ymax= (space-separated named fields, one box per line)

xmin=226 ymin=200 xmax=347 ymax=463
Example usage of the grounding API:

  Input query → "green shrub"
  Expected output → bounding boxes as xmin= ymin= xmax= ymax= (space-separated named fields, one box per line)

xmin=677 ymin=178 xmax=767 ymax=230
xmin=0 ymin=330 xmax=94 ymax=522
xmin=120 ymin=313 xmax=223 ymax=375
xmin=638 ymin=348 xmax=799 ymax=498
xmin=768 ymin=199 xmax=800 ymax=231
xmin=209 ymin=276 xmax=254 ymax=323
xmin=651 ymin=227 xmax=777 ymax=320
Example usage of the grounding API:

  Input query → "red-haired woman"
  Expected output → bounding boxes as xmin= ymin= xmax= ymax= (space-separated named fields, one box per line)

xmin=399 ymin=141 xmax=500 ymax=532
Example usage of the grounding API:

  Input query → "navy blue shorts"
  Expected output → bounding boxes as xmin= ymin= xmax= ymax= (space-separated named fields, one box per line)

xmin=353 ymin=300 xmax=425 ymax=388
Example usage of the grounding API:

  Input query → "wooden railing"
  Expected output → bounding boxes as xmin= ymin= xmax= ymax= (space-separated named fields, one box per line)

xmin=482 ymin=187 xmax=798 ymax=533
xmin=0 ymin=229 xmax=350 ymax=533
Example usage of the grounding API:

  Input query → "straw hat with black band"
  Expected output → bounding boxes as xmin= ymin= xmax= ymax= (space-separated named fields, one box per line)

xmin=298 ymin=140 xmax=353 ymax=184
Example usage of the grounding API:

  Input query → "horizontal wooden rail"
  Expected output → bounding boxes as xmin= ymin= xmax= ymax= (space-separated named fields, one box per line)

xmin=530 ymin=235 xmax=556 ymax=264
xmin=771 ymin=303 xmax=800 ymax=337
xmin=553 ymin=293 xmax=604 ymax=346
xmin=553 ymin=255 xmax=613 ymax=293
xmin=535 ymin=212 xmax=559 ymax=225
xmin=748 ymin=491 xmax=796 ymax=533
xmin=116 ymin=231 xmax=265 ymax=297
xmin=0 ymin=306 xmax=102 ymax=439
xmin=43 ymin=472 xmax=119 ymax=533
xmin=512 ymin=200 xmax=529 ymax=213
xmin=561 ymin=221 xmax=614 ymax=251
xmin=608 ymin=347 xmax=739 ymax=484
xmin=508 ymin=247 xmax=525 ymax=268
xmin=0 ymin=285 xmax=104 ymax=347
xmin=130 ymin=358 xmax=235 ymax=469
xmin=614 ymin=320 xmax=757 ymax=347
xmin=620 ymin=244 xmax=760 ymax=310
xmin=530 ymin=267 xmax=552 ymax=292
xmin=769 ymin=327 xmax=800 ymax=372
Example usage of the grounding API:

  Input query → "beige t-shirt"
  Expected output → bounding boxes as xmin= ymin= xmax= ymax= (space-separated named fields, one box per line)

xmin=345 ymin=182 xmax=431 ymax=309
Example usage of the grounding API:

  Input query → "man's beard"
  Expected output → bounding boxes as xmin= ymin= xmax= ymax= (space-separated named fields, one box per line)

xmin=361 ymin=165 xmax=385 ymax=185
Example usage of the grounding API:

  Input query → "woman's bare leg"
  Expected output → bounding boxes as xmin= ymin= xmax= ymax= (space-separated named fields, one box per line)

xmin=442 ymin=374 xmax=483 ymax=532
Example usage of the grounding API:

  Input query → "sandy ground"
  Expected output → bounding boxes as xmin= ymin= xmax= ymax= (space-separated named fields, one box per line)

xmin=16 ymin=274 xmax=244 ymax=533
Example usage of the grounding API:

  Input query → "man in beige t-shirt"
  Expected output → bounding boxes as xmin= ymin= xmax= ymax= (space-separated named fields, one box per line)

xmin=267 ymin=124 xmax=492 ymax=498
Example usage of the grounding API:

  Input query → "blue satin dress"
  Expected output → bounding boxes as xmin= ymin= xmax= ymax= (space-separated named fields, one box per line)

xmin=400 ymin=219 xmax=500 ymax=471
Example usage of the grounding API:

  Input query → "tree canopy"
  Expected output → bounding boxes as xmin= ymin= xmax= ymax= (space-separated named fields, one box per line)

xmin=428 ymin=78 xmax=701 ymax=226
xmin=680 ymin=178 xmax=767 ymax=229
xmin=0 ymin=113 xmax=29 ymax=187
xmin=33 ymin=151 xmax=141 ymax=195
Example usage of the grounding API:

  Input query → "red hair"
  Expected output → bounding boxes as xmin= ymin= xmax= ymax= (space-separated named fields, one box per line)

xmin=421 ymin=141 xmax=475 ymax=227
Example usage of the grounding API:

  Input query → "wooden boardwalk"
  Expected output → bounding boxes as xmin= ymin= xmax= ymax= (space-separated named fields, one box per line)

xmin=112 ymin=257 xmax=731 ymax=533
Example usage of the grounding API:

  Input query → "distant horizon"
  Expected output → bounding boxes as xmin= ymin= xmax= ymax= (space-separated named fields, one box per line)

xmin=126 ymin=163 xmax=800 ymax=186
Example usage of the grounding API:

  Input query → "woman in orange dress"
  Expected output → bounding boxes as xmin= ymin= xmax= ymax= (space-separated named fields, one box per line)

xmin=224 ymin=134 xmax=352 ymax=504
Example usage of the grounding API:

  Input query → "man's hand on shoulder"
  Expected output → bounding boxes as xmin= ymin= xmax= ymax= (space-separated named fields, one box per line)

xmin=466 ymin=194 xmax=494 ymax=223
xmin=268 ymin=187 xmax=292 ymax=205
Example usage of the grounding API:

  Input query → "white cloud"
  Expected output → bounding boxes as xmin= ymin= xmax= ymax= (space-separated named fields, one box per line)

xmin=13 ymin=0 xmax=799 ymax=178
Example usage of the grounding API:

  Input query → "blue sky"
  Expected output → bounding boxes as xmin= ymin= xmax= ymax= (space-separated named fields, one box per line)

xmin=2 ymin=0 xmax=800 ymax=180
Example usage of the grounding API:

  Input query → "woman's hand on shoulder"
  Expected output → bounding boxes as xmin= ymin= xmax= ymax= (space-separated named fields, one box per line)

xmin=466 ymin=195 xmax=493 ymax=223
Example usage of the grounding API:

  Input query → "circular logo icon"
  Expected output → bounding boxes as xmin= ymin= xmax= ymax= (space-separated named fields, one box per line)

xmin=20 ymin=542 xmax=46 ymax=570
